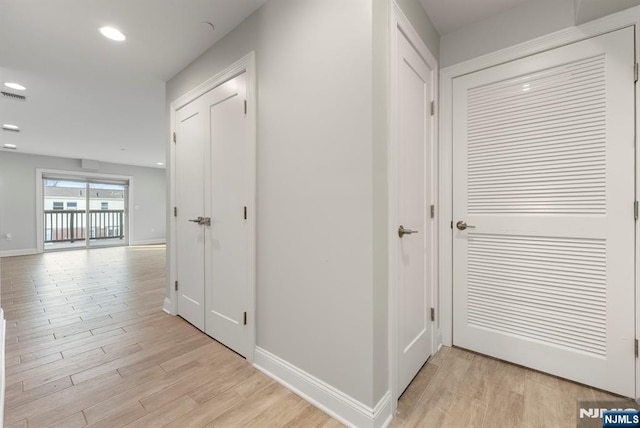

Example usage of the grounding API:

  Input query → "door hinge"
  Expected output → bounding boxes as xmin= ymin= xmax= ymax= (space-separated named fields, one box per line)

xmin=430 ymin=205 xmax=435 ymax=219
xmin=174 ymin=280 xmax=178 ymax=291
xmin=173 ymin=132 xmax=176 ymax=143
xmin=243 ymin=311 xmax=247 ymax=325
xmin=430 ymin=308 xmax=435 ymax=322
xmin=174 ymin=206 xmax=177 ymax=217
xmin=635 ymin=63 xmax=638 ymax=83
xmin=244 ymin=206 xmax=247 ymax=220
xmin=635 ymin=200 xmax=638 ymax=220
xmin=450 ymin=220 xmax=453 ymax=229
xmin=635 ymin=339 xmax=638 ymax=357
xmin=430 ymin=100 xmax=435 ymax=116
xmin=244 ymin=99 xmax=247 ymax=115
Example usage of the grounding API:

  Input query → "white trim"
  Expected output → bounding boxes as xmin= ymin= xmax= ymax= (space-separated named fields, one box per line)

xmin=130 ymin=239 xmax=166 ymax=246
xmin=254 ymin=347 xmax=392 ymax=428
xmin=35 ymin=168 xmax=134 ymax=253
xmin=438 ymin=5 xmax=640 ymax=400
xmin=388 ymin=0 xmax=439 ymax=412
xmin=0 ymin=309 xmax=5 ymax=428
xmin=0 ymin=248 xmax=38 ymax=258
xmin=162 ymin=297 xmax=172 ymax=315
xmin=168 ymin=51 xmax=257 ymax=363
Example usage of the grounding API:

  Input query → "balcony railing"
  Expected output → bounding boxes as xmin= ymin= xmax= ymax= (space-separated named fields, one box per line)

xmin=44 ymin=209 xmax=125 ymax=243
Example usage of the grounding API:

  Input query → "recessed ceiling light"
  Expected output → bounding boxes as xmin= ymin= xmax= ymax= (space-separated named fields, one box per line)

xmin=3 ymin=124 xmax=19 ymax=130
xmin=4 ymin=82 xmax=26 ymax=91
xmin=3 ymin=144 xmax=17 ymax=149
xmin=100 ymin=26 xmax=126 ymax=42
xmin=156 ymin=162 xmax=164 ymax=166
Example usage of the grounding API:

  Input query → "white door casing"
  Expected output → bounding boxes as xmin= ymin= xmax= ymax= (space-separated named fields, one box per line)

xmin=204 ymin=73 xmax=251 ymax=357
xmin=452 ymin=27 xmax=635 ymax=397
xmin=395 ymin=28 xmax=436 ymax=394
xmin=175 ymin=96 xmax=207 ymax=331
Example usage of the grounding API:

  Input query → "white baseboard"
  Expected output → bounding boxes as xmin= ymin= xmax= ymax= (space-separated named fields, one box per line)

xmin=162 ymin=298 xmax=173 ymax=315
xmin=0 ymin=248 xmax=39 ymax=258
xmin=130 ymin=239 xmax=166 ymax=246
xmin=0 ymin=309 xmax=6 ymax=428
xmin=254 ymin=347 xmax=393 ymax=428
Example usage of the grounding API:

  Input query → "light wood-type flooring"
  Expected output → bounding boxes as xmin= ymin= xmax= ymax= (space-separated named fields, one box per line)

xmin=1 ymin=245 xmax=631 ymax=427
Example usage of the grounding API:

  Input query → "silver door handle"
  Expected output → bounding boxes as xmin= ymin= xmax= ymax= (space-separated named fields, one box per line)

xmin=398 ymin=225 xmax=419 ymax=238
xmin=456 ymin=221 xmax=476 ymax=231
xmin=188 ymin=217 xmax=211 ymax=226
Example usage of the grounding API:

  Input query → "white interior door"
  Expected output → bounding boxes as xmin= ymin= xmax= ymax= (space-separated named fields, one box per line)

xmin=204 ymin=73 xmax=251 ymax=357
xmin=175 ymin=97 xmax=207 ymax=331
xmin=452 ymin=27 xmax=635 ymax=396
xmin=397 ymin=30 xmax=435 ymax=395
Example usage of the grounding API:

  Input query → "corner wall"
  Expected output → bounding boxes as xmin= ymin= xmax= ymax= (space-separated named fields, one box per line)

xmin=395 ymin=0 xmax=440 ymax=58
xmin=168 ymin=0 xmax=377 ymax=413
xmin=440 ymin=0 xmax=575 ymax=67
xmin=0 ymin=151 xmax=166 ymax=255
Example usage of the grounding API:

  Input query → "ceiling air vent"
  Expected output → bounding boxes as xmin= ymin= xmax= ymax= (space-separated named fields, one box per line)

xmin=1 ymin=91 xmax=27 ymax=102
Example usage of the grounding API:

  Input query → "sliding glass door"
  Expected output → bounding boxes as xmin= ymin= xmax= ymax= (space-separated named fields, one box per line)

xmin=88 ymin=182 xmax=127 ymax=247
xmin=43 ymin=179 xmax=88 ymax=249
xmin=43 ymin=177 xmax=128 ymax=251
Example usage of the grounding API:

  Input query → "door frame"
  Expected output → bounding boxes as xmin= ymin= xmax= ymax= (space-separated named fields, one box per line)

xmin=167 ymin=52 xmax=257 ymax=363
xmin=36 ymin=168 xmax=134 ymax=253
xmin=439 ymin=8 xmax=640 ymax=399
xmin=388 ymin=2 xmax=438 ymax=409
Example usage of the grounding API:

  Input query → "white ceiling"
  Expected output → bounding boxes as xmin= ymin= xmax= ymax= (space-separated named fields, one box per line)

xmin=0 ymin=0 xmax=267 ymax=169
xmin=5 ymin=0 xmax=629 ymax=170
xmin=420 ymin=0 xmax=532 ymax=35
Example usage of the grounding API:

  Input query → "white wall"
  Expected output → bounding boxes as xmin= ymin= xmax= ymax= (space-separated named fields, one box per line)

xmin=168 ymin=0 xmax=378 ymax=410
xmin=575 ymin=0 xmax=640 ymax=24
xmin=440 ymin=0 xmax=575 ymax=67
xmin=0 ymin=151 xmax=166 ymax=255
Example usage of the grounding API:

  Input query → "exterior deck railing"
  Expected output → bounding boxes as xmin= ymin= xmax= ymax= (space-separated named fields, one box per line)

xmin=44 ymin=209 xmax=125 ymax=243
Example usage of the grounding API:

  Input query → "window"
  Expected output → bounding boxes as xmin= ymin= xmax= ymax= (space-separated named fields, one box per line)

xmin=67 ymin=202 xmax=77 ymax=210
xmin=101 ymin=202 xmax=108 ymax=210
xmin=52 ymin=202 xmax=63 ymax=210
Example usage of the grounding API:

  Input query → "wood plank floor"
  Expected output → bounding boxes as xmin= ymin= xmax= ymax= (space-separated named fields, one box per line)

xmin=1 ymin=245 xmax=632 ymax=427
xmin=1 ymin=246 xmax=340 ymax=428
xmin=391 ymin=344 xmax=630 ymax=428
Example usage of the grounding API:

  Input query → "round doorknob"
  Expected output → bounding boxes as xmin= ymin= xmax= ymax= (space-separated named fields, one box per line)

xmin=398 ymin=225 xmax=419 ymax=238
xmin=456 ymin=221 xmax=476 ymax=231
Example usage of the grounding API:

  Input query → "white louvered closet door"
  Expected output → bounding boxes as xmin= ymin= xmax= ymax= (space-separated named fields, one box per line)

xmin=452 ymin=27 xmax=635 ymax=397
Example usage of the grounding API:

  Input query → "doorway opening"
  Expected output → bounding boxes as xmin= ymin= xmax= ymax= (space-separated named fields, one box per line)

xmin=39 ymin=172 xmax=130 ymax=251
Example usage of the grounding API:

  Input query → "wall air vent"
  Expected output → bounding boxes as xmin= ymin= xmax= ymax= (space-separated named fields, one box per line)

xmin=1 ymin=91 xmax=27 ymax=102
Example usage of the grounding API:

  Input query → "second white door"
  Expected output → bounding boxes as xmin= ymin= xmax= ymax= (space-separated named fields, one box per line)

xmin=396 ymin=29 xmax=436 ymax=395
xmin=205 ymin=74 xmax=251 ymax=357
